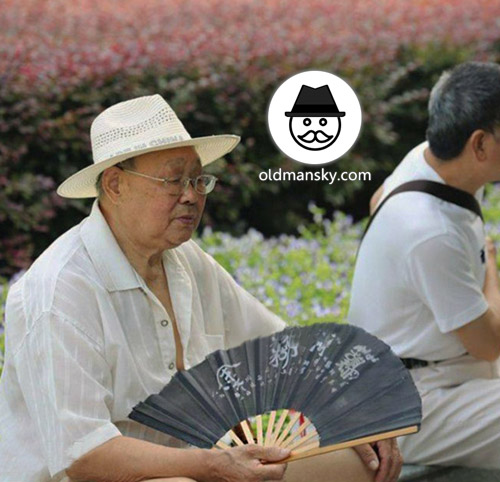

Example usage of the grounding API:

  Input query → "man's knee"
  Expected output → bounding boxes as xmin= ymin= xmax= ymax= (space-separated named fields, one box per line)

xmin=284 ymin=448 xmax=374 ymax=482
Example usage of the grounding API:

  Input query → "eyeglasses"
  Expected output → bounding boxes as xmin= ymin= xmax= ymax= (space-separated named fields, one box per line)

xmin=119 ymin=168 xmax=218 ymax=196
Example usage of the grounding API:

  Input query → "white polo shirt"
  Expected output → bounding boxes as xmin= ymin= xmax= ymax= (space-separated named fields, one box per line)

xmin=0 ymin=201 xmax=285 ymax=482
xmin=348 ymin=142 xmax=487 ymax=360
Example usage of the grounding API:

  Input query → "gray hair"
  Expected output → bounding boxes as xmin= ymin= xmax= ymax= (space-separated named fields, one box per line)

xmin=95 ymin=157 xmax=136 ymax=200
xmin=426 ymin=61 xmax=500 ymax=160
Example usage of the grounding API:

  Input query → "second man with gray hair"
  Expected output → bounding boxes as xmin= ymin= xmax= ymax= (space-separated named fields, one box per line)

xmin=349 ymin=61 xmax=500 ymax=468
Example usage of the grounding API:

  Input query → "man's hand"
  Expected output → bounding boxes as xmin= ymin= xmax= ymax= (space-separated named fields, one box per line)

xmin=354 ymin=439 xmax=402 ymax=482
xmin=483 ymin=236 xmax=500 ymax=297
xmin=204 ymin=445 xmax=290 ymax=482
xmin=454 ymin=236 xmax=500 ymax=361
xmin=369 ymin=184 xmax=384 ymax=215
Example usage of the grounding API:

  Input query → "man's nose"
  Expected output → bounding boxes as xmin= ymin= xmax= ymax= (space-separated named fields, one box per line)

xmin=178 ymin=180 xmax=199 ymax=203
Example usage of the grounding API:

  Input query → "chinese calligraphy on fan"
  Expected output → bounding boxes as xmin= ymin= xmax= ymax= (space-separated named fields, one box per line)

xmin=213 ymin=329 xmax=381 ymax=401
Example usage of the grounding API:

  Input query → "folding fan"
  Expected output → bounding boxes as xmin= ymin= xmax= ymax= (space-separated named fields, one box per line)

xmin=128 ymin=323 xmax=422 ymax=462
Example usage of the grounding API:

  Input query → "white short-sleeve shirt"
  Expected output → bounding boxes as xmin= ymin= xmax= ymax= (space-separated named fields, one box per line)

xmin=348 ymin=142 xmax=487 ymax=360
xmin=0 ymin=201 xmax=286 ymax=482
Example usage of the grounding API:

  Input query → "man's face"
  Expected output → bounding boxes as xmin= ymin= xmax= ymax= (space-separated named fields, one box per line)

xmin=289 ymin=116 xmax=341 ymax=151
xmin=490 ymin=129 xmax=500 ymax=181
xmin=118 ymin=146 xmax=206 ymax=251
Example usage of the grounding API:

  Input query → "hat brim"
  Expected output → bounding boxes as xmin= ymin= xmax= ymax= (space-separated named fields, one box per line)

xmin=57 ymin=134 xmax=240 ymax=198
xmin=285 ymin=112 xmax=345 ymax=117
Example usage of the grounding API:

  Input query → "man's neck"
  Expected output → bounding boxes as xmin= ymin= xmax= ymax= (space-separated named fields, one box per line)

xmin=423 ymin=147 xmax=484 ymax=195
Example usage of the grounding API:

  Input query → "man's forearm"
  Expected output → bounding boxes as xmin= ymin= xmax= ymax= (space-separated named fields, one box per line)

xmin=484 ymin=293 xmax=500 ymax=339
xmin=66 ymin=435 xmax=213 ymax=482
xmin=483 ymin=238 xmax=500 ymax=338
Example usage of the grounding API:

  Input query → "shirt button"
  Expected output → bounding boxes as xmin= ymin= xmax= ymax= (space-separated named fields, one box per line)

xmin=168 ymin=362 xmax=175 ymax=370
xmin=160 ymin=319 xmax=169 ymax=327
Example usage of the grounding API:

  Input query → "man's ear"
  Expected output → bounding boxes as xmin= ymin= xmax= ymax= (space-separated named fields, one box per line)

xmin=469 ymin=129 xmax=488 ymax=162
xmin=102 ymin=167 xmax=125 ymax=204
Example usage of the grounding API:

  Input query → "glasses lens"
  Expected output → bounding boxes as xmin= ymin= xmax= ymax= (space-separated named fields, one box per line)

xmin=164 ymin=175 xmax=217 ymax=195
xmin=194 ymin=175 xmax=217 ymax=194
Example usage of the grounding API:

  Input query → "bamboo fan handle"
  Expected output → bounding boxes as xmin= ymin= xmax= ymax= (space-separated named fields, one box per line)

xmin=286 ymin=429 xmax=318 ymax=451
xmin=256 ymin=414 xmax=264 ymax=446
xmin=241 ymin=419 xmax=256 ymax=444
xmin=270 ymin=409 xmax=289 ymax=446
xmin=275 ymin=411 xmax=301 ymax=447
xmin=216 ymin=439 xmax=231 ymax=450
xmin=233 ymin=422 xmax=248 ymax=443
xmin=276 ymin=425 xmax=419 ymax=464
xmin=264 ymin=410 xmax=277 ymax=447
xmin=228 ymin=429 xmax=245 ymax=446
xmin=281 ymin=419 xmax=312 ymax=448
xmin=291 ymin=440 xmax=320 ymax=454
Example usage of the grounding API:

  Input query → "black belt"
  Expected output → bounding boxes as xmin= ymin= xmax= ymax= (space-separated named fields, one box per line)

xmin=400 ymin=358 xmax=438 ymax=370
xmin=401 ymin=352 xmax=469 ymax=370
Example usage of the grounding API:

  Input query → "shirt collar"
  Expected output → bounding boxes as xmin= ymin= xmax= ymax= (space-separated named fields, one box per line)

xmin=80 ymin=200 xmax=142 ymax=292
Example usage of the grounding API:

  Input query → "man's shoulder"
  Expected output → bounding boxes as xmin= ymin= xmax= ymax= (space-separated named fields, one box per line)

xmin=12 ymin=223 xmax=100 ymax=320
xmin=370 ymin=191 xmax=449 ymax=251
xmin=372 ymin=141 xmax=455 ymax=243
xmin=381 ymin=142 xmax=430 ymax=196
xmin=3 ymin=225 xmax=86 ymax=351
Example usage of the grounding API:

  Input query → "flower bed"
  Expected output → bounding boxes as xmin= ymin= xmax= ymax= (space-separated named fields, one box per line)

xmin=2 ymin=0 xmax=499 ymax=87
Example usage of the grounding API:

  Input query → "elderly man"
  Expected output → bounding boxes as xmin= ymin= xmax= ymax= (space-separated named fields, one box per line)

xmin=0 ymin=95 xmax=400 ymax=482
xmin=349 ymin=61 xmax=500 ymax=469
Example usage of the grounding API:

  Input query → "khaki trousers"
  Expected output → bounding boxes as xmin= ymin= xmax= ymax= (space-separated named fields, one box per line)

xmin=398 ymin=355 xmax=500 ymax=469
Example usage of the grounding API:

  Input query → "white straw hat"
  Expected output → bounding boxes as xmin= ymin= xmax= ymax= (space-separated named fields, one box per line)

xmin=57 ymin=94 xmax=240 ymax=198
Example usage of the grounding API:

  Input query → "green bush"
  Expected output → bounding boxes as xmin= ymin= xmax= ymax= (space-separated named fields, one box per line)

xmin=1 ymin=0 xmax=499 ymax=276
xmin=0 ymin=279 xmax=7 ymax=377
xmin=3 ymin=46 xmax=498 ymax=277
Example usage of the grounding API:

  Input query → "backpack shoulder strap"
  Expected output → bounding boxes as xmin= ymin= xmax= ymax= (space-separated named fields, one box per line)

xmin=360 ymin=180 xmax=483 ymax=245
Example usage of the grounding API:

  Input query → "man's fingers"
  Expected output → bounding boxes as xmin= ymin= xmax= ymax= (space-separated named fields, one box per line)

xmin=484 ymin=236 xmax=500 ymax=293
xmin=250 ymin=447 xmax=289 ymax=482
xmin=390 ymin=439 xmax=404 ymax=482
xmin=486 ymin=236 xmax=496 ymax=257
xmin=353 ymin=443 xmax=379 ymax=471
xmin=247 ymin=445 xmax=290 ymax=462
xmin=373 ymin=439 xmax=402 ymax=482
xmin=226 ymin=445 xmax=289 ymax=481
xmin=486 ymin=236 xmax=498 ymax=268
xmin=257 ymin=461 xmax=288 ymax=481
xmin=374 ymin=441 xmax=391 ymax=482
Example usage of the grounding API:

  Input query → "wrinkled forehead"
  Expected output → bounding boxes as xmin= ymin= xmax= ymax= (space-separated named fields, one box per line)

xmin=135 ymin=146 xmax=202 ymax=173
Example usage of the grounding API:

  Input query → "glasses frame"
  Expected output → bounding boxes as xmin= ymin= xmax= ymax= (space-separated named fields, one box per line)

xmin=118 ymin=167 xmax=218 ymax=196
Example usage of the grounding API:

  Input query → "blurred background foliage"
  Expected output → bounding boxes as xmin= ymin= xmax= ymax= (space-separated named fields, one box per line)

xmin=1 ymin=0 xmax=500 ymax=371
xmin=1 ymin=0 xmax=499 ymax=276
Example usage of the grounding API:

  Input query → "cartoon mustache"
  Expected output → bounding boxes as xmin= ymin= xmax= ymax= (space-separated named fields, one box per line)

xmin=297 ymin=130 xmax=333 ymax=143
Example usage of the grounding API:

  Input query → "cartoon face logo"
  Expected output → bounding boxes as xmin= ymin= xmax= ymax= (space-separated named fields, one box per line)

xmin=289 ymin=115 xmax=341 ymax=151
xmin=285 ymin=84 xmax=345 ymax=152
xmin=267 ymin=71 xmax=362 ymax=165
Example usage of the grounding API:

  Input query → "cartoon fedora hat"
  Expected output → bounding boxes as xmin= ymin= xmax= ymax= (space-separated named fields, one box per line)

xmin=285 ymin=85 xmax=346 ymax=117
xmin=57 ymin=94 xmax=240 ymax=198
